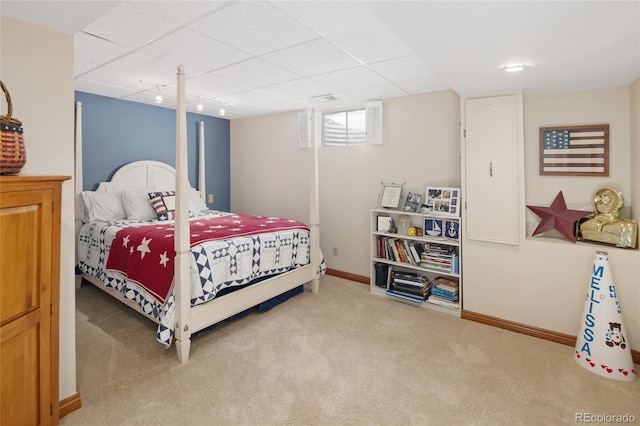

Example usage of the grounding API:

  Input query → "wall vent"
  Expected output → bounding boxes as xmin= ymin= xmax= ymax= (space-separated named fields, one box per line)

xmin=312 ymin=94 xmax=338 ymax=102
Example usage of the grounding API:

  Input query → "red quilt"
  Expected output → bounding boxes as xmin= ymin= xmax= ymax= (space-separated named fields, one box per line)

xmin=105 ymin=214 xmax=309 ymax=304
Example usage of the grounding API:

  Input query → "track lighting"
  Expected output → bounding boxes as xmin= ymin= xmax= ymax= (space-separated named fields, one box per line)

xmin=155 ymin=87 xmax=163 ymax=104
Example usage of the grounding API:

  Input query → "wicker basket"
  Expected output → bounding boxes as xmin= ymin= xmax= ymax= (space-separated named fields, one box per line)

xmin=1 ymin=80 xmax=26 ymax=174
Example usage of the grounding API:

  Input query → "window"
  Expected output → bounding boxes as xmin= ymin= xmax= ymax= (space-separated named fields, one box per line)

xmin=321 ymin=101 xmax=383 ymax=146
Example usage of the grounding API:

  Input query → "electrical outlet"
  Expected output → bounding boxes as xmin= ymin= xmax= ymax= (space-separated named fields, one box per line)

xmin=207 ymin=193 xmax=214 ymax=204
xmin=332 ymin=247 xmax=338 ymax=256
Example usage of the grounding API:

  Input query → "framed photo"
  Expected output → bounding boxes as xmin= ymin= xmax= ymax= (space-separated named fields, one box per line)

xmin=378 ymin=182 xmax=404 ymax=209
xmin=402 ymin=192 xmax=422 ymax=212
xmin=423 ymin=187 xmax=461 ymax=217
xmin=443 ymin=220 xmax=460 ymax=240
xmin=377 ymin=216 xmax=393 ymax=232
xmin=424 ymin=219 xmax=443 ymax=237
xmin=539 ymin=124 xmax=609 ymax=176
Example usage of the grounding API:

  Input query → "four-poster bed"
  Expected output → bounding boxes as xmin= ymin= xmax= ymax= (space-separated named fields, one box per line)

xmin=75 ymin=65 xmax=322 ymax=363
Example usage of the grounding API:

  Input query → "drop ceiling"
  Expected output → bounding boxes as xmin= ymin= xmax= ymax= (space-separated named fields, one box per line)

xmin=2 ymin=1 xmax=639 ymax=120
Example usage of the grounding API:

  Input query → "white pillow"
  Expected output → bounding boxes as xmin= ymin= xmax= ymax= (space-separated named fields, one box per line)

xmin=80 ymin=191 xmax=126 ymax=222
xmin=189 ymin=187 xmax=208 ymax=212
xmin=122 ymin=189 xmax=157 ymax=221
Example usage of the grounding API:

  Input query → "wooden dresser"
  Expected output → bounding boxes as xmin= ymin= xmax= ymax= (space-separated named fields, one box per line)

xmin=0 ymin=175 xmax=69 ymax=426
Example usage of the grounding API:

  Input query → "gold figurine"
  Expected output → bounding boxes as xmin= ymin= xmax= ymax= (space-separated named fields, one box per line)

xmin=576 ymin=187 xmax=637 ymax=248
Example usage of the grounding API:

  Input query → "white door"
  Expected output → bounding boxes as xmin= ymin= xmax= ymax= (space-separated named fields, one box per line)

xmin=463 ymin=94 xmax=523 ymax=245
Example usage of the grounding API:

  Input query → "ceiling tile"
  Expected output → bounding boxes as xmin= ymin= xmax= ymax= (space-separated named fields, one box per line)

xmin=396 ymin=77 xmax=451 ymax=94
xmin=343 ymin=84 xmax=407 ymax=101
xmin=327 ymin=27 xmax=414 ymax=65
xmin=274 ymin=1 xmax=384 ymax=37
xmin=141 ymin=28 xmax=251 ymax=74
xmin=107 ymin=55 xmax=185 ymax=87
xmin=80 ymin=67 xmax=149 ymax=91
xmin=309 ymin=67 xmax=391 ymax=93
xmin=131 ymin=1 xmax=228 ymax=26
xmin=186 ymin=73 xmax=254 ymax=97
xmin=227 ymin=88 xmax=291 ymax=106
xmin=75 ymin=78 xmax=140 ymax=99
xmin=213 ymin=58 xmax=300 ymax=88
xmin=262 ymin=39 xmax=361 ymax=77
xmin=262 ymin=78 xmax=333 ymax=99
xmin=261 ymin=99 xmax=315 ymax=113
xmin=81 ymin=2 xmax=179 ymax=48
xmin=74 ymin=32 xmax=131 ymax=74
xmin=369 ymin=55 xmax=438 ymax=83
xmin=188 ymin=1 xmax=318 ymax=55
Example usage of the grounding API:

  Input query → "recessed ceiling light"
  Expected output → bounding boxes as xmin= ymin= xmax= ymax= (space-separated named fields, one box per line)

xmin=500 ymin=63 xmax=529 ymax=73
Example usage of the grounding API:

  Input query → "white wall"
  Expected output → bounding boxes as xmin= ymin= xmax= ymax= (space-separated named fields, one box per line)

xmin=463 ymin=86 xmax=639 ymax=351
xmin=232 ymin=86 xmax=639 ymax=352
xmin=0 ymin=16 xmax=77 ymax=400
xmin=630 ymin=78 xmax=639 ymax=235
xmin=231 ymin=90 xmax=461 ymax=276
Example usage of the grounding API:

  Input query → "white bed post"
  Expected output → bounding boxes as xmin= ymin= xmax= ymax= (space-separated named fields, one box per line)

xmin=309 ymin=110 xmax=320 ymax=294
xmin=74 ymin=101 xmax=84 ymax=289
xmin=174 ymin=65 xmax=192 ymax=363
xmin=198 ymin=121 xmax=206 ymax=200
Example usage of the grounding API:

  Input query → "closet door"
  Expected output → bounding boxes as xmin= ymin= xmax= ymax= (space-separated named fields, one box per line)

xmin=463 ymin=94 xmax=523 ymax=245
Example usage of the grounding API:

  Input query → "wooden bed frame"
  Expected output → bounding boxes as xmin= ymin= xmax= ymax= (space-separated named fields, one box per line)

xmin=74 ymin=65 xmax=320 ymax=363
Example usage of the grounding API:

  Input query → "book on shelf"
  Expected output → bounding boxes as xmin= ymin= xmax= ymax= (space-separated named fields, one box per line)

xmin=432 ymin=276 xmax=459 ymax=292
xmin=409 ymin=242 xmax=423 ymax=264
xmin=386 ymin=288 xmax=425 ymax=303
xmin=427 ymin=295 xmax=459 ymax=309
xmin=430 ymin=288 xmax=458 ymax=301
xmin=390 ymin=271 xmax=428 ymax=284
xmin=402 ymin=240 xmax=416 ymax=265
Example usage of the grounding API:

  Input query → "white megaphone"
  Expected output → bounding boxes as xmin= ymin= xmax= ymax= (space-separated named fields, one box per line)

xmin=574 ymin=251 xmax=636 ymax=381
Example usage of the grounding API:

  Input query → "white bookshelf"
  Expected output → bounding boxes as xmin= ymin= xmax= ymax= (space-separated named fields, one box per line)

xmin=370 ymin=208 xmax=462 ymax=316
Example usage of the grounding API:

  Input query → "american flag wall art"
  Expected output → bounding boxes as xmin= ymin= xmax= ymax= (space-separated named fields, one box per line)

xmin=539 ymin=124 xmax=609 ymax=176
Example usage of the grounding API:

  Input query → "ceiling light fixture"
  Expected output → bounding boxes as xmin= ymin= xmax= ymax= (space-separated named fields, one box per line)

xmin=219 ymin=108 xmax=226 ymax=116
xmin=500 ymin=63 xmax=529 ymax=73
xmin=155 ymin=87 xmax=163 ymax=104
xmin=196 ymin=98 xmax=203 ymax=112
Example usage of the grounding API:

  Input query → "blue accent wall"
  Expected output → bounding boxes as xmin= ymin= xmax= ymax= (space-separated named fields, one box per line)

xmin=75 ymin=91 xmax=230 ymax=212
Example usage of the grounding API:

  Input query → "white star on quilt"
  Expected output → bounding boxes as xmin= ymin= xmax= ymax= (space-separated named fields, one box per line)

xmin=130 ymin=246 xmax=134 ymax=254
xmin=159 ymin=251 xmax=169 ymax=267
xmin=122 ymin=235 xmax=130 ymax=247
xmin=137 ymin=237 xmax=152 ymax=259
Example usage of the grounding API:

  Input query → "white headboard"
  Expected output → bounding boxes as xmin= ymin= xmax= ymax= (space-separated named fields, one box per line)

xmin=95 ymin=160 xmax=176 ymax=192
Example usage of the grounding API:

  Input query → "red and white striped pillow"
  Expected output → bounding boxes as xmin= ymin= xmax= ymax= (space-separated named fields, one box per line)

xmin=148 ymin=191 xmax=176 ymax=220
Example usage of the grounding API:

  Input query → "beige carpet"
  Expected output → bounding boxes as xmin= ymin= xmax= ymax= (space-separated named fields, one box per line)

xmin=61 ymin=275 xmax=639 ymax=426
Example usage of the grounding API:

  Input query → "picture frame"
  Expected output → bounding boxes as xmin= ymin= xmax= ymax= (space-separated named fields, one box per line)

xmin=443 ymin=220 xmax=460 ymax=240
xmin=539 ymin=124 xmax=609 ymax=176
xmin=378 ymin=182 xmax=404 ymax=209
xmin=424 ymin=218 xmax=443 ymax=237
xmin=377 ymin=216 xmax=393 ymax=233
xmin=423 ymin=187 xmax=461 ymax=217
xmin=402 ymin=192 xmax=422 ymax=212
xmin=396 ymin=214 xmax=411 ymax=235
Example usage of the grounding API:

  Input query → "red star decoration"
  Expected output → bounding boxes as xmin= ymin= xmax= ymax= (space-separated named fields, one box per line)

xmin=527 ymin=191 xmax=592 ymax=242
